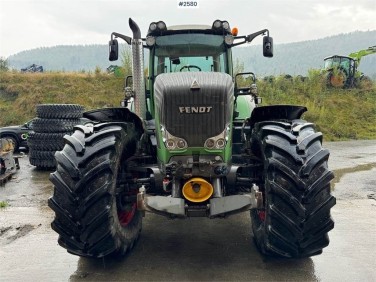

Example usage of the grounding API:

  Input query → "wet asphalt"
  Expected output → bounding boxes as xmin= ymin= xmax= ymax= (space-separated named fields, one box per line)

xmin=0 ymin=140 xmax=375 ymax=281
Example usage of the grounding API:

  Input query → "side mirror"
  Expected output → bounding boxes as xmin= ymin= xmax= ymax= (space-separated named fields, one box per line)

xmin=263 ymin=36 xmax=273 ymax=57
xmin=109 ymin=39 xmax=119 ymax=61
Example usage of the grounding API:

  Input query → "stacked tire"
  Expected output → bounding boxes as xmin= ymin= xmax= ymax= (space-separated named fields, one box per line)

xmin=28 ymin=104 xmax=84 ymax=169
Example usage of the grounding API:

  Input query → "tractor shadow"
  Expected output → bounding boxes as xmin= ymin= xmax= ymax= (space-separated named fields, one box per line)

xmin=70 ymin=213 xmax=316 ymax=281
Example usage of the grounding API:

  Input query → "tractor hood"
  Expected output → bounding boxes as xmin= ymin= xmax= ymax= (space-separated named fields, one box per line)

xmin=154 ymin=72 xmax=234 ymax=148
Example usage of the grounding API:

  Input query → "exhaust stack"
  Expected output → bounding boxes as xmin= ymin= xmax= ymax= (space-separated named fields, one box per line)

xmin=129 ymin=18 xmax=146 ymax=119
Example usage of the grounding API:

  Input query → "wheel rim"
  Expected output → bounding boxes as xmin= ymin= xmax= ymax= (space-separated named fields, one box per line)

xmin=118 ymin=203 xmax=136 ymax=227
xmin=257 ymin=210 xmax=266 ymax=222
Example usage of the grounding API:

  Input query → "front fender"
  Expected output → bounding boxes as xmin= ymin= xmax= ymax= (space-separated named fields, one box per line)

xmin=249 ymin=105 xmax=307 ymax=127
xmin=83 ymin=107 xmax=144 ymax=133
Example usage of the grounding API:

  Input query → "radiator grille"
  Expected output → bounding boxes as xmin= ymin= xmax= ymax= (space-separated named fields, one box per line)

xmin=154 ymin=72 xmax=234 ymax=147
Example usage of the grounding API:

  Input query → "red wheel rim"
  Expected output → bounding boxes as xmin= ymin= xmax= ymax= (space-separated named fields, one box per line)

xmin=258 ymin=210 xmax=266 ymax=221
xmin=118 ymin=203 xmax=136 ymax=226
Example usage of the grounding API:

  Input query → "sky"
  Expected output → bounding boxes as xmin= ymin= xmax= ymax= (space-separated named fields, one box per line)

xmin=0 ymin=0 xmax=375 ymax=58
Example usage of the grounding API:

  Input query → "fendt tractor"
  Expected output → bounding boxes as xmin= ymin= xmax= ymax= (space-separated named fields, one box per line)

xmin=48 ymin=19 xmax=336 ymax=259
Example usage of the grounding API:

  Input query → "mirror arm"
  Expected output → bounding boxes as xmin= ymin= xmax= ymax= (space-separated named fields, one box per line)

xmin=246 ymin=29 xmax=269 ymax=43
xmin=232 ymin=29 xmax=270 ymax=47
xmin=111 ymin=32 xmax=132 ymax=45
xmin=232 ymin=36 xmax=247 ymax=47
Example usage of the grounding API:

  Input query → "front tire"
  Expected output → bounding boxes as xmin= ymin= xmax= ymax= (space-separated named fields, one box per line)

xmin=48 ymin=123 xmax=142 ymax=258
xmin=326 ymin=70 xmax=346 ymax=88
xmin=251 ymin=120 xmax=335 ymax=258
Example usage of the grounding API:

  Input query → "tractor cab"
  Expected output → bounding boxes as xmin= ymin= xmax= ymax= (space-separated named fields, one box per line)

xmin=151 ymin=29 xmax=229 ymax=74
xmin=324 ymin=55 xmax=357 ymax=87
xmin=109 ymin=20 xmax=273 ymax=121
xmin=324 ymin=55 xmax=356 ymax=77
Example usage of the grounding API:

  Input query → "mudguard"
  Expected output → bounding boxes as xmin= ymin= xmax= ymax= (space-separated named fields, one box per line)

xmin=249 ymin=105 xmax=307 ymax=126
xmin=83 ymin=107 xmax=144 ymax=133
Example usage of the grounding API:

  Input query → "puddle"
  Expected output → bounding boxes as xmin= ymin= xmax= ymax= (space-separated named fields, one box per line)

xmin=0 ymin=224 xmax=40 ymax=245
xmin=332 ymin=164 xmax=376 ymax=200
xmin=332 ymin=162 xmax=376 ymax=189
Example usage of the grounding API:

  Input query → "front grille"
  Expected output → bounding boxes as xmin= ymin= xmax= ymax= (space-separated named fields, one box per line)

xmin=154 ymin=72 xmax=234 ymax=147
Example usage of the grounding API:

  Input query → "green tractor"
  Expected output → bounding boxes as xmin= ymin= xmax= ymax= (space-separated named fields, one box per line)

xmin=48 ymin=18 xmax=335 ymax=258
xmin=324 ymin=45 xmax=376 ymax=87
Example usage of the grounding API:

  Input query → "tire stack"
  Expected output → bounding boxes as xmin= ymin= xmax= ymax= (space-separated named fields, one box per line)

xmin=28 ymin=104 xmax=84 ymax=169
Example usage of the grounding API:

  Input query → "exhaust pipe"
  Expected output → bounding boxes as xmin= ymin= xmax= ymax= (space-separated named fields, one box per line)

xmin=129 ymin=18 xmax=146 ymax=119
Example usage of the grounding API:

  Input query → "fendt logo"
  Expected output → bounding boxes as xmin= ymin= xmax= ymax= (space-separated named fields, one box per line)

xmin=179 ymin=106 xmax=213 ymax=114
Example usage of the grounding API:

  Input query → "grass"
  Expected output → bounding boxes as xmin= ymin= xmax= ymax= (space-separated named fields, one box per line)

xmin=256 ymin=71 xmax=376 ymax=141
xmin=0 ymin=71 xmax=124 ymax=125
xmin=0 ymin=201 xmax=8 ymax=208
xmin=0 ymin=70 xmax=375 ymax=141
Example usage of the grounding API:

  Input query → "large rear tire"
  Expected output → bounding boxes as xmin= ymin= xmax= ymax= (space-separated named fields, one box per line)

xmin=251 ymin=120 xmax=335 ymax=258
xmin=48 ymin=123 xmax=142 ymax=258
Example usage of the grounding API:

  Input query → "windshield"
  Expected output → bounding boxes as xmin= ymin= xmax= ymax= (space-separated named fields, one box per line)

xmin=153 ymin=34 xmax=228 ymax=75
xmin=324 ymin=57 xmax=352 ymax=70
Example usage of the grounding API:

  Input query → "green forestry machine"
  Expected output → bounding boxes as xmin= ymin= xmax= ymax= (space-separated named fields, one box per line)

xmin=324 ymin=45 xmax=376 ymax=87
xmin=48 ymin=18 xmax=336 ymax=258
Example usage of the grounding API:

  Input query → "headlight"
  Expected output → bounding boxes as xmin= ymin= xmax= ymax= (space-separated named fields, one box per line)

xmin=177 ymin=139 xmax=187 ymax=149
xmin=204 ymin=124 xmax=231 ymax=150
xmin=215 ymin=138 xmax=225 ymax=149
xmin=161 ymin=125 xmax=188 ymax=150
xmin=222 ymin=21 xmax=230 ymax=30
xmin=204 ymin=138 xmax=215 ymax=149
xmin=166 ymin=139 xmax=176 ymax=150
xmin=149 ymin=22 xmax=157 ymax=31
xmin=212 ymin=20 xmax=222 ymax=29
xmin=146 ymin=36 xmax=156 ymax=46
xmin=157 ymin=21 xmax=166 ymax=30
xmin=212 ymin=20 xmax=231 ymax=33
xmin=225 ymin=35 xmax=234 ymax=45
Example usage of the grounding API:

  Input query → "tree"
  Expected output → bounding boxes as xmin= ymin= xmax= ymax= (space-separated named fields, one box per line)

xmin=233 ymin=58 xmax=245 ymax=74
xmin=234 ymin=58 xmax=249 ymax=87
xmin=120 ymin=45 xmax=132 ymax=77
xmin=0 ymin=57 xmax=9 ymax=71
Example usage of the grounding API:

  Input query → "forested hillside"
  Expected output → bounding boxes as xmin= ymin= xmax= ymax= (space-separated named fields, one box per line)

xmin=234 ymin=30 xmax=376 ymax=78
xmin=6 ymin=30 xmax=376 ymax=78
xmin=7 ymin=45 xmax=111 ymax=73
